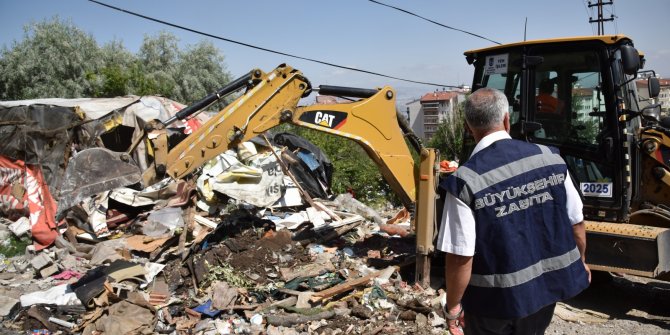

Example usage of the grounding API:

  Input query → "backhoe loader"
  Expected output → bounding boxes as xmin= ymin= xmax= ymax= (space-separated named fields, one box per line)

xmin=463 ymin=35 xmax=669 ymax=280
xmin=66 ymin=35 xmax=669 ymax=287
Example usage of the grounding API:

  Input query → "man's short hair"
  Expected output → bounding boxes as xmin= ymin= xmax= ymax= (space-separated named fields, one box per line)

xmin=539 ymin=79 xmax=554 ymax=94
xmin=465 ymin=88 xmax=509 ymax=129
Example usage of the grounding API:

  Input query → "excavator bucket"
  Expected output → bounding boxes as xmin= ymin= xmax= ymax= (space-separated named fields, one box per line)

xmin=57 ymin=148 xmax=141 ymax=218
xmin=586 ymin=221 xmax=670 ymax=280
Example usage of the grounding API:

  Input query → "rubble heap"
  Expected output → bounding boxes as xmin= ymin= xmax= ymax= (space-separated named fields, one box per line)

xmin=0 ymin=97 xmax=448 ymax=335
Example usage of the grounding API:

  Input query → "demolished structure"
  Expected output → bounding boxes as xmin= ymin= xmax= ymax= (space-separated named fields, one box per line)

xmin=0 ymin=92 xmax=440 ymax=334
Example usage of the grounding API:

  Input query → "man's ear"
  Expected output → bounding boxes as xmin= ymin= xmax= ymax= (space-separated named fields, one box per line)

xmin=503 ymin=113 xmax=511 ymax=133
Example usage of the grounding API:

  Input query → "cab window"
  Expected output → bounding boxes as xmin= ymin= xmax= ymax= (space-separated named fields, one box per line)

xmin=475 ymin=52 xmax=522 ymax=132
xmin=530 ymin=50 xmax=604 ymax=148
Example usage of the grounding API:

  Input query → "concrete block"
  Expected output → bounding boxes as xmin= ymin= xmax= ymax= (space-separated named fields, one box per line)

xmin=0 ymin=295 xmax=19 ymax=319
xmin=8 ymin=217 xmax=30 ymax=237
xmin=12 ymin=257 xmax=30 ymax=273
xmin=39 ymin=263 xmax=59 ymax=278
xmin=30 ymin=253 xmax=53 ymax=270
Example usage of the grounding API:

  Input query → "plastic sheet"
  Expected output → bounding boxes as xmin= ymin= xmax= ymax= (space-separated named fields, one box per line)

xmin=142 ymin=207 xmax=184 ymax=237
xmin=56 ymin=148 xmax=141 ymax=218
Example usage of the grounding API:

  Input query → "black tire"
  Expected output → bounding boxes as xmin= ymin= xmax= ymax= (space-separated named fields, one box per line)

xmin=590 ymin=270 xmax=614 ymax=285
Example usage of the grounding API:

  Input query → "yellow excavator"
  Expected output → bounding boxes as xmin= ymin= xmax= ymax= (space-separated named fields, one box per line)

xmin=152 ymin=64 xmax=440 ymax=286
xmin=66 ymin=35 xmax=669 ymax=286
xmin=462 ymin=35 xmax=669 ymax=281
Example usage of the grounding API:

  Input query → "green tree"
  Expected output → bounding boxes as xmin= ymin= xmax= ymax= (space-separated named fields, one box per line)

xmin=0 ymin=17 xmax=103 ymax=99
xmin=134 ymin=31 xmax=178 ymax=98
xmin=132 ymin=32 xmax=232 ymax=105
xmin=571 ymin=94 xmax=600 ymax=145
xmin=0 ymin=20 xmax=232 ymax=105
xmin=90 ymin=40 xmax=136 ymax=97
xmin=173 ymin=41 xmax=232 ymax=106
xmin=427 ymin=101 xmax=466 ymax=161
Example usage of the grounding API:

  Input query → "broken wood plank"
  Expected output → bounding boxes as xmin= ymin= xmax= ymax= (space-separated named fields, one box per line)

xmin=180 ymin=197 xmax=196 ymax=261
xmin=315 ymin=220 xmax=363 ymax=245
xmin=310 ymin=271 xmax=380 ymax=303
xmin=318 ymin=211 xmax=364 ymax=229
xmin=277 ymin=288 xmax=303 ymax=296
xmin=194 ymin=215 xmax=218 ymax=229
xmin=280 ymin=259 xmax=335 ymax=282
xmin=312 ymin=200 xmax=342 ymax=222
xmin=265 ymin=310 xmax=336 ymax=327
xmin=222 ymin=304 xmax=261 ymax=310
xmin=298 ymin=220 xmax=363 ymax=247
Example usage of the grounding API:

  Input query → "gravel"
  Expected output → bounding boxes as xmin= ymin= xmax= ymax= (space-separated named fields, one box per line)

xmin=545 ymin=273 xmax=670 ymax=335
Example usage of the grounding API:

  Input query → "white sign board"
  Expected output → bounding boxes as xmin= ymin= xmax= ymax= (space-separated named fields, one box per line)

xmin=580 ymin=182 xmax=613 ymax=198
xmin=484 ymin=54 xmax=509 ymax=75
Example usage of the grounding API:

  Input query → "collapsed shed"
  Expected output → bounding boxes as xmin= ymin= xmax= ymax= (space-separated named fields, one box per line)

xmin=0 ymin=96 xmax=202 ymax=249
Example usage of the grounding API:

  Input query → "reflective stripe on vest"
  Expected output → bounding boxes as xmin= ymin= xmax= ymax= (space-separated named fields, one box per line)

xmin=469 ymin=246 xmax=581 ymax=288
xmin=454 ymin=145 xmax=563 ymax=205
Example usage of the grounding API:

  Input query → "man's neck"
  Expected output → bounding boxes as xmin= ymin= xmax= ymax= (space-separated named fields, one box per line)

xmin=473 ymin=126 xmax=507 ymax=143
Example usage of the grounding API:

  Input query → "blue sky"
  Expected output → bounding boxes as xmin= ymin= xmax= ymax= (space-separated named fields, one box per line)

xmin=1 ymin=0 xmax=668 ymax=103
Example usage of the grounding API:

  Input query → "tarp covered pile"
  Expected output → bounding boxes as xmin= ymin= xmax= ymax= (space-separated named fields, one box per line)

xmin=0 ymin=96 xmax=447 ymax=335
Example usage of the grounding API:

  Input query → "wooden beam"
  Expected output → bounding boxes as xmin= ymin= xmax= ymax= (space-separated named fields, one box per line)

xmin=310 ymin=271 xmax=380 ymax=303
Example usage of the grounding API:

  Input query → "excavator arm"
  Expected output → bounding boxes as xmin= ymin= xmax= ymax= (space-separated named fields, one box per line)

xmin=167 ymin=64 xmax=439 ymax=286
xmin=166 ymin=64 xmax=419 ymax=209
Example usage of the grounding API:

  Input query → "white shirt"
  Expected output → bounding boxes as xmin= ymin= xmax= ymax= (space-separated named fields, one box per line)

xmin=435 ymin=131 xmax=584 ymax=256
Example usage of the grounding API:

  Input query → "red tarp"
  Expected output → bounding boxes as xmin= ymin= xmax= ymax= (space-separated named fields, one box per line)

xmin=0 ymin=155 xmax=58 ymax=250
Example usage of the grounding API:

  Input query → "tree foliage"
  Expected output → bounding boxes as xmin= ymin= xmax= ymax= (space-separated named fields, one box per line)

xmin=427 ymin=101 xmax=466 ymax=161
xmin=173 ymin=41 xmax=230 ymax=106
xmin=0 ymin=17 xmax=102 ymax=99
xmin=0 ymin=17 xmax=231 ymax=104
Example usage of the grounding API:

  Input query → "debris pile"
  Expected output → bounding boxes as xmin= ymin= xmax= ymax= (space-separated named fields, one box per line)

xmin=0 ymin=97 xmax=447 ymax=334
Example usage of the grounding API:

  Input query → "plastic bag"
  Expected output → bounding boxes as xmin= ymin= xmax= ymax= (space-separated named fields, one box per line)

xmin=142 ymin=207 xmax=184 ymax=237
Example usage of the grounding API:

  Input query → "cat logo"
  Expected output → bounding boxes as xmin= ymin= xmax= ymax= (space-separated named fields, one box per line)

xmin=299 ymin=110 xmax=348 ymax=129
xmin=314 ymin=112 xmax=335 ymax=128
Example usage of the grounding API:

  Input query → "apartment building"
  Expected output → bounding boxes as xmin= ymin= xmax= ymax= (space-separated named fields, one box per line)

xmin=637 ymin=78 xmax=670 ymax=114
xmin=406 ymin=90 xmax=465 ymax=141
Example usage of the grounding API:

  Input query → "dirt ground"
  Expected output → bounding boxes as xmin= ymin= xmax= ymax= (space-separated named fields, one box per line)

xmin=546 ymin=273 xmax=670 ymax=335
xmin=205 ymin=223 xmax=670 ymax=334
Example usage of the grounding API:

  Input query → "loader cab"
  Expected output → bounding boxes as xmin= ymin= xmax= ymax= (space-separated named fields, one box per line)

xmin=464 ymin=36 xmax=644 ymax=223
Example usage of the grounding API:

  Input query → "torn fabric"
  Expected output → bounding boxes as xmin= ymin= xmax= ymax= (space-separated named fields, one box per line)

xmin=0 ymin=155 xmax=58 ymax=250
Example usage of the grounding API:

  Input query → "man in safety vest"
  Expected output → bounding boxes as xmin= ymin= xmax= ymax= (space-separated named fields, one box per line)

xmin=437 ymin=88 xmax=590 ymax=335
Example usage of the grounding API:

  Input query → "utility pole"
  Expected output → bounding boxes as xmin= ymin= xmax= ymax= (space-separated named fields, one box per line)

xmin=588 ymin=0 xmax=615 ymax=35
